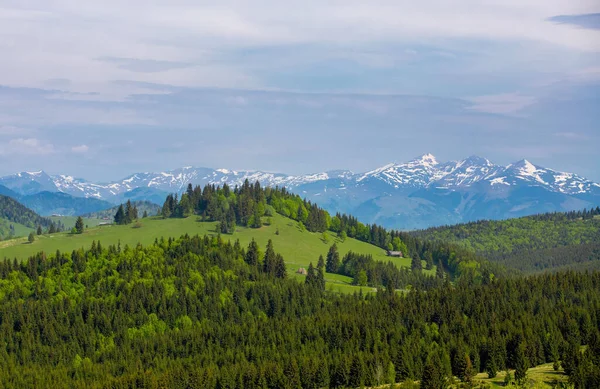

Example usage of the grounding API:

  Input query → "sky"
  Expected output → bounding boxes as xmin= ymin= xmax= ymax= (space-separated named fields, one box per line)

xmin=0 ymin=1 xmax=599 ymax=182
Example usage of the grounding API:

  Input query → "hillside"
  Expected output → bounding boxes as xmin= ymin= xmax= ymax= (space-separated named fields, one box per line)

xmin=0 ymin=195 xmax=51 ymax=232
xmin=0 ymin=218 xmax=32 ymax=241
xmin=0 ymin=213 xmax=422 ymax=293
xmin=411 ymin=208 xmax=600 ymax=273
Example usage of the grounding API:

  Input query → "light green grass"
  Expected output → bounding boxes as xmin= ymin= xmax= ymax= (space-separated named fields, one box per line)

xmin=0 ymin=218 xmax=33 ymax=240
xmin=50 ymin=216 xmax=104 ymax=230
xmin=472 ymin=363 xmax=567 ymax=388
xmin=0 ymin=214 xmax=426 ymax=293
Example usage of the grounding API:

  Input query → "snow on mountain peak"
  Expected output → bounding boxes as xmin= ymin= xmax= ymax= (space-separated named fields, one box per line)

xmin=411 ymin=153 xmax=438 ymax=167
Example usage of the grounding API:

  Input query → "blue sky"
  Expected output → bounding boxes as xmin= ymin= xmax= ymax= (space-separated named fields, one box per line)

xmin=0 ymin=1 xmax=599 ymax=182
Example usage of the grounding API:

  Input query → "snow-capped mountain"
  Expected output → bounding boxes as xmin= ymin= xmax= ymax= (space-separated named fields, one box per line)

xmin=2 ymin=154 xmax=599 ymax=229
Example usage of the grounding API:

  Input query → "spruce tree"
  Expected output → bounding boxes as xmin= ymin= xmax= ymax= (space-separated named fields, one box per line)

xmin=305 ymin=263 xmax=317 ymax=288
xmin=326 ymin=243 xmax=340 ymax=273
xmin=263 ymin=240 xmax=277 ymax=275
xmin=28 ymin=232 xmax=35 ymax=243
xmin=114 ymin=205 xmax=126 ymax=225
xmin=75 ymin=216 xmax=84 ymax=234
xmin=422 ymin=353 xmax=446 ymax=389
xmin=411 ymin=255 xmax=422 ymax=273
xmin=245 ymin=239 xmax=260 ymax=267
xmin=142 ymin=210 xmax=148 ymax=218
xmin=316 ymin=255 xmax=326 ymax=291
xmin=36 ymin=226 xmax=42 ymax=235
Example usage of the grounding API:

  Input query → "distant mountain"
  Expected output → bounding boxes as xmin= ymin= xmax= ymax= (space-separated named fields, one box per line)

xmin=19 ymin=192 xmax=114 ymax=217
xmin=2 ymin=154 xmax=599 ymax=229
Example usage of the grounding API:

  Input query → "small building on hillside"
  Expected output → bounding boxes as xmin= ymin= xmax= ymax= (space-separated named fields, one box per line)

xmin=387 ymin=250 xmax=403 ymax=258
xmin=296 ymin=267 xmax=307 ymax=275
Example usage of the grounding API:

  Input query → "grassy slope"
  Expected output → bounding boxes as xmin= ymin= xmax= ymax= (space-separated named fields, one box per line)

xmin=0 ymin=218 xmax=33 ymax=239
xmin=472 ymin=363 xmax=567 ymax=388
xmin=0 ymin=213 xmax=432 ymax=293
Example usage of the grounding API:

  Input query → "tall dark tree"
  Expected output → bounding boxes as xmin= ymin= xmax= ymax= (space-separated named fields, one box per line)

xmin=114 ymin=205 xmax=126 ymax=225
xmin=36 ymin=226 xmax=42 ymax=235
xmin=411 ymin=255 xmax=423 ymax=273
xmin=325 ymin=244 xmax=340 ymax=273
xmin=263 ymin=240 xmax=277 ymax=276
xmin=75 ymin=216 xmax=84 ymax=234
xmin=245 ymin=239 xmax=260 ymax=267
xmin=316 ymin=255 xmax=326 ymax=291
xmin=422 ymin=353 xmax=446 ymax=389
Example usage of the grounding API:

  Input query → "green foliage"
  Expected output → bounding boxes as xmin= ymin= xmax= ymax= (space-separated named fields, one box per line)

xmin=412 ymin=208 xmax=600 ymax=273
xmin=27 ymin=232 xmax=35 ymax=243
xmin=0 ymin=195 xmax=52 ymax=238
xmin=75 ymin=216 xmax=84 ymax=234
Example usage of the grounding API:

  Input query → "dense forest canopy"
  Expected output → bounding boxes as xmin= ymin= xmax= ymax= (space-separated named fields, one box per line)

xmin=411 ymin=208 xmax=600 ymax=273
xmin=0 ymin=235 xmax=599 ymax=388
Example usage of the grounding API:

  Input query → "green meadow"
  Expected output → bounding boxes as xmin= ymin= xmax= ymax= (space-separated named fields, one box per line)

xmin=0 ymin=213 xmax=431 ymax=293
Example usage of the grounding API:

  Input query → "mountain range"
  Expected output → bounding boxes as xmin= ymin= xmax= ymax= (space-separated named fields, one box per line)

xmin=2 ymin=154 xmax=599 ymax=229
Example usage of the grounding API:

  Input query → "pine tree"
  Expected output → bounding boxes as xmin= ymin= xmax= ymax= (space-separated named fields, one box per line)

xmin=436 ymin=261 xmax=445 ymax=279
xmin=28 ymin=232 xmax=35 ymax=243
xmin=75 ymin=217 xmax=84 ymax=234
xmin=422 ymin=353 xmax=446 ymax=389
xmin=326 ymin=244 xmax=340 ymax=273
xmin=114 ymin=205 xmax=126 ymax=225
xmin=245 ymin=239 xmax=260 ymax=267
xmin=305 ymin=263 xmax=317 ymax=287
xmin=132 ymin=205 xmax=138 ymax=220
xmin=411 ymin=255 xmax=422 ymax=273
xmin=513 ymin=343 xmax=529 ymax=385
xmin=274 ymin=254 xmax=287 ymax=279
xmin=316 ymin=255 xmax=326 ymax=291
xmin=263 ymin=240 xmax=277 ymax=275
xmin=36 ymin=226 xmax=42 ymax=235
xmin=125 ymin=200 xmax=133 ymax=224
xmin=142 ymin=210 xmax=148 ymax=218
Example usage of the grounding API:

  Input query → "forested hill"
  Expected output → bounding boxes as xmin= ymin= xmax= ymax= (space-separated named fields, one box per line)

xmin=82 ymin=200 xmax=160 ymax=219
xmin=411 ymin=207 xmax=600 ymax=273
xmin=1 ymin=235 xmax=598 ymax=387
xmin=159 ymin=181 xmax=504 ymax=282
xmin=0 ymin=195 xmax=52 ymax=231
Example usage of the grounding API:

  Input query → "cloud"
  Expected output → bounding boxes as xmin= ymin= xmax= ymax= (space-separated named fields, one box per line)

xmin=0 ymin=138 xmax=55 ymax=155
xmin=96 ymin=57 xmax=195 ymax=73
xmin=71 ymin=144 xmax=90 ymax=154
xmin=548 ymin=13 xmax=600 ymax=30
xmin=467 ymin=93 xmax=537 ymax=115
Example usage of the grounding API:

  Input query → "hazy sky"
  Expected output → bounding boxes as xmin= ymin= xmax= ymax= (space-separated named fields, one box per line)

xmin=0 ymin=1 xmax=599 ymax=182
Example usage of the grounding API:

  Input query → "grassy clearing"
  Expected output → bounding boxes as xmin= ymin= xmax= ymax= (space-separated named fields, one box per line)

xmin=472 ymin=363 xmax=568 ymax=388
xmin=0 ymin=218 xmax=33 ymax=240
xmin=0 ymin=213 xmax=429 ymax=293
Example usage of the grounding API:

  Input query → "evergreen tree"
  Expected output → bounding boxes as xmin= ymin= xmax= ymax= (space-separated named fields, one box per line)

xmin=422 ymin=353 xmax=446 ymax=389
xmin=513 ymin=343 xmax=529 ymax=385
xmin=411 ymin=255 xmax=422 ymax=273
xmin=75 ymin=216 xmax=84 ymax=234
xmin=36 ymin=226 xmax=42 ymax=235
xmin=305 ymin=263 xmax=317 ymax=288
xmin=125 ymin=200 xmax=134 ymax=223
xmin=263 ymin=240 xmax=277 ymax=276
xmin=316 ymin=255 xmax=326 ymax=291
xmin=245 ymin=239 xmax=260 ymax=267
xmin=326 ymin=244 xmax=340 ymax=273
xmin=142 ymin=210 xmax=148 ymax=218
xmin=28 ymin=232 xmax=35 ymax=243
xmin=274 ymin=254 xmax=287 ymax=279
xmin=114 ymin=205 xmax=126 ymax=225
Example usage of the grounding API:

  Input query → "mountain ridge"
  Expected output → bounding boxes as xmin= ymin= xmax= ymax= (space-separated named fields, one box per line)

xmin=2 ymin=154 xmax=599 ymax=229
